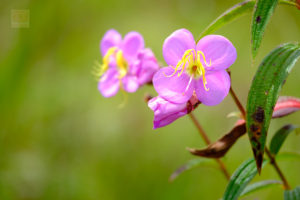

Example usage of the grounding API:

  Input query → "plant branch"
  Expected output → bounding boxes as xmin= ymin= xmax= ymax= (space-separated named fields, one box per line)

xmin=189 ymin=112 xmax=211 ymax=144
xmin=229 ymin=86 xmax=291 ymax=190
xmin=229 ymin=86 xmax=246 ymax=119
xmin=265 ymin=148 xmax=291 ymax=190
xmin=189 ymin=112 xmax=231 ymax=180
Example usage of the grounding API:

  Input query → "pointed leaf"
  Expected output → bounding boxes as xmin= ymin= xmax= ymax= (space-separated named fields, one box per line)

xmin=223 ymin=158 xmax=267 ymax=200
xmin=284 ymin=186 xmax=300 ymax=200
xmin=246 ymin=43 xmax=300 ymax=172
xmin=251 ymin=0 xmax=279 ymax=58
xmin=169 ymin=158 xmax=213 ymax=182
xmin=198 ymin=0 xmax=255 ymax=39
xmin=199 ymin=0 xmax=297 ymax=40
xmin=188 ymin=123 xmax=246 ymax=158
xmin=240 ymin=180 xmax=282 ymax=197
xmin=273 ymin=96 xmax=300 ymax=118
xmin=269 ymin=124 xmax=298 ymax=155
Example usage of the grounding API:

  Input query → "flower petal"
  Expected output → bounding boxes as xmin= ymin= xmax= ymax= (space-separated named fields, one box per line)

xmin=122 ymin=75 xmax=139 ymax=93
xmin=196 ymin=35 xmax=237 ymax=71
xmin=148 ymin=96 xmax=187 ymax=129
xmin=153 ymin=67 xmax=194 ymax=104
xmin=137 ymin=60 xmax=159 ymax=85
xmin=163 ymin=29 xmax=196 ymax=67
xmin=100 ymin=29 xmax=122 ymax=56
xmin=98 ymin=69 xmax=120 ymax=97
xmin=195 ymin=70 xmax=230 ymax=106
xmin=122 ymin=31 xmax=144 ymax=61
xmin=135 ymin=49 xmax=159 ymax=85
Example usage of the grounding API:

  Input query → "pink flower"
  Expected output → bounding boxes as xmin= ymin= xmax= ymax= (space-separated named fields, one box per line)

xmin=98 ymin=29 xmax=159 ymax=97
xmin=153 ymin=29 xmax=236 ymax=106
xmin=148 ymin=94 xmax=200 ymax=129
xmin=133 ymin=48 xmax=159 ymax=85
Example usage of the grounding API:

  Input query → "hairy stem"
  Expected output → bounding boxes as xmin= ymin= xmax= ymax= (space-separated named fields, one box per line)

xmin=229 ymin=86 xmax=291 ymax=189
xmin=265 ymin=148 xmax=291 ymax=190
xmin=189 ymin=112 xmax=211 ymax=144
xmin=189 ymin=112 xmax=231 ymax=180
xmin=229 ymin=86 xmax=246 ymax=119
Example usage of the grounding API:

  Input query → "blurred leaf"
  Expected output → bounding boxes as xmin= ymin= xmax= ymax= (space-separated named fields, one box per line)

xmin=199 ymin=0 xmax=254 ymax=39
xmin=251 ymin=0 xmax=279 ymax=58
xmin=276 ymin=152 xmax=300 ymax=162
xmin=240 ymin=180 xmax=282 ymax=197
xmin=273 ymin=96 xmax=300 ymax=118
xmin=223 ymin=158 xmax=267 ymax=200
xmin=269 ymin=124 xmax=298 ymax=155
xmin=198 ymin=0 xmax=297 ymax=40
xmin=284 ymin=186 xmax=300 ymax=199
xmin=246 ymin=43 xmax=300 ymax=173
xmin=188 ymin=123 xmax=246 ymax=158
xmin=169 ymin=158 xmax=213 ymax=182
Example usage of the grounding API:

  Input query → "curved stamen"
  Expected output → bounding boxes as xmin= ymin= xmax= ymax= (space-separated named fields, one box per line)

xmin=116 ymin=50 xmax=128 ymax=79
xmin=197 ymin=51 xmax=211 ymax=67
xmin=164 ymin=49 xmax=211 ymax=91
xmin=196 ymin=51 xmax=209 ymax=91
xmin=164 ymin=49 xmax=194 ymax=77
xmin=97 ymin=47 xmax=118 ymax=77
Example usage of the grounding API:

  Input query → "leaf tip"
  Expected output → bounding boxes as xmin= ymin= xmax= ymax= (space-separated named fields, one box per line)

xmin=186 ymin=147 xmax=196 ymax=154
xmin=255 ymin=152 xmax=264 ymax=175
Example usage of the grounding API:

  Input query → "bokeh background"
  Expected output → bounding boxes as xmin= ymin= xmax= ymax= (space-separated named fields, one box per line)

xmin=1 ymin=0 xmax=300 ymax=199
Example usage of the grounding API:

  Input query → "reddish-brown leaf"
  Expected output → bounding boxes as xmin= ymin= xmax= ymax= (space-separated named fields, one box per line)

xmin=188 ymin=123 xmax=246 ymax=158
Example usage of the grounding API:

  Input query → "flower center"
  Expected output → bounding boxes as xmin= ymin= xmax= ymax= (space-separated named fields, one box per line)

xmin=166 ymin=49 xmax=211 ymax=91
xmin=98 ymin=47 xmax=128 ymax=79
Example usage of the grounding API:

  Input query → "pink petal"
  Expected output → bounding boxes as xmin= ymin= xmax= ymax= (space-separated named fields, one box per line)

xmin=196 ymin=35 xmax=237 ymax=71
xmin=137 ymin=59 xmax=159 ymax=85
xmin=195 ymin=70 xmax=230 ymax=106
xmin=153 ymin=67 xmax=194 ymax=104
xmin=122 ymin=75 xmax=139 ymax=93
xmin=100 ymin=29 xmax=122 ymax=56
xmin=148 ymin=96 xmax=187 ymax=129
xmin=122 ymin=32 xmax=144 ymax=61
xmin=98 ymin=69 xmax=120 ymax=97
xmin=163 ymin=29 xmax=196 ymax=67
xmin=135 ymin=49 xmax=159 ymax=85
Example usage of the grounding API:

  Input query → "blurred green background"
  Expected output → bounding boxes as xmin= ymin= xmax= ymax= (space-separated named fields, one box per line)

xmin=0 ymin=0 xmax=300 ymax=199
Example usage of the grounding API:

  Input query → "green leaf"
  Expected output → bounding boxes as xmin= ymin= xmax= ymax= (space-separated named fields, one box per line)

xmin=198 ymin=0 xmax=254 ymax=40
xmin=269 ymin=124 xmax=298 ymax=155
xmin=198 ymin=0 xmax=297 ymax=40
xmin=246 ymin=43 xmax=300 ymax=172
xmin=223 ymin=158 xmax=267 ymax=200
xmin=284 ymin=186 xmax=300 ymax=200
xmin=240 ymin=180 xmax=282 ymax=197
xmin=251 ymin=0 xmax=279 ymax=59
xmin=276 ymin=152 xmax=300 ymax=162
xmin=169 ymin=158 xmax=213 ymax=182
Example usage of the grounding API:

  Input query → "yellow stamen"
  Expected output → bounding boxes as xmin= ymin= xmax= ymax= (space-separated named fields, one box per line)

xmin=116 ymin=50 xmax=128 ymax=79
xmin=166 ymin=49 xmax=211 ymax=91
xmin=96 ymin=47 xmax=117 ymax=77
